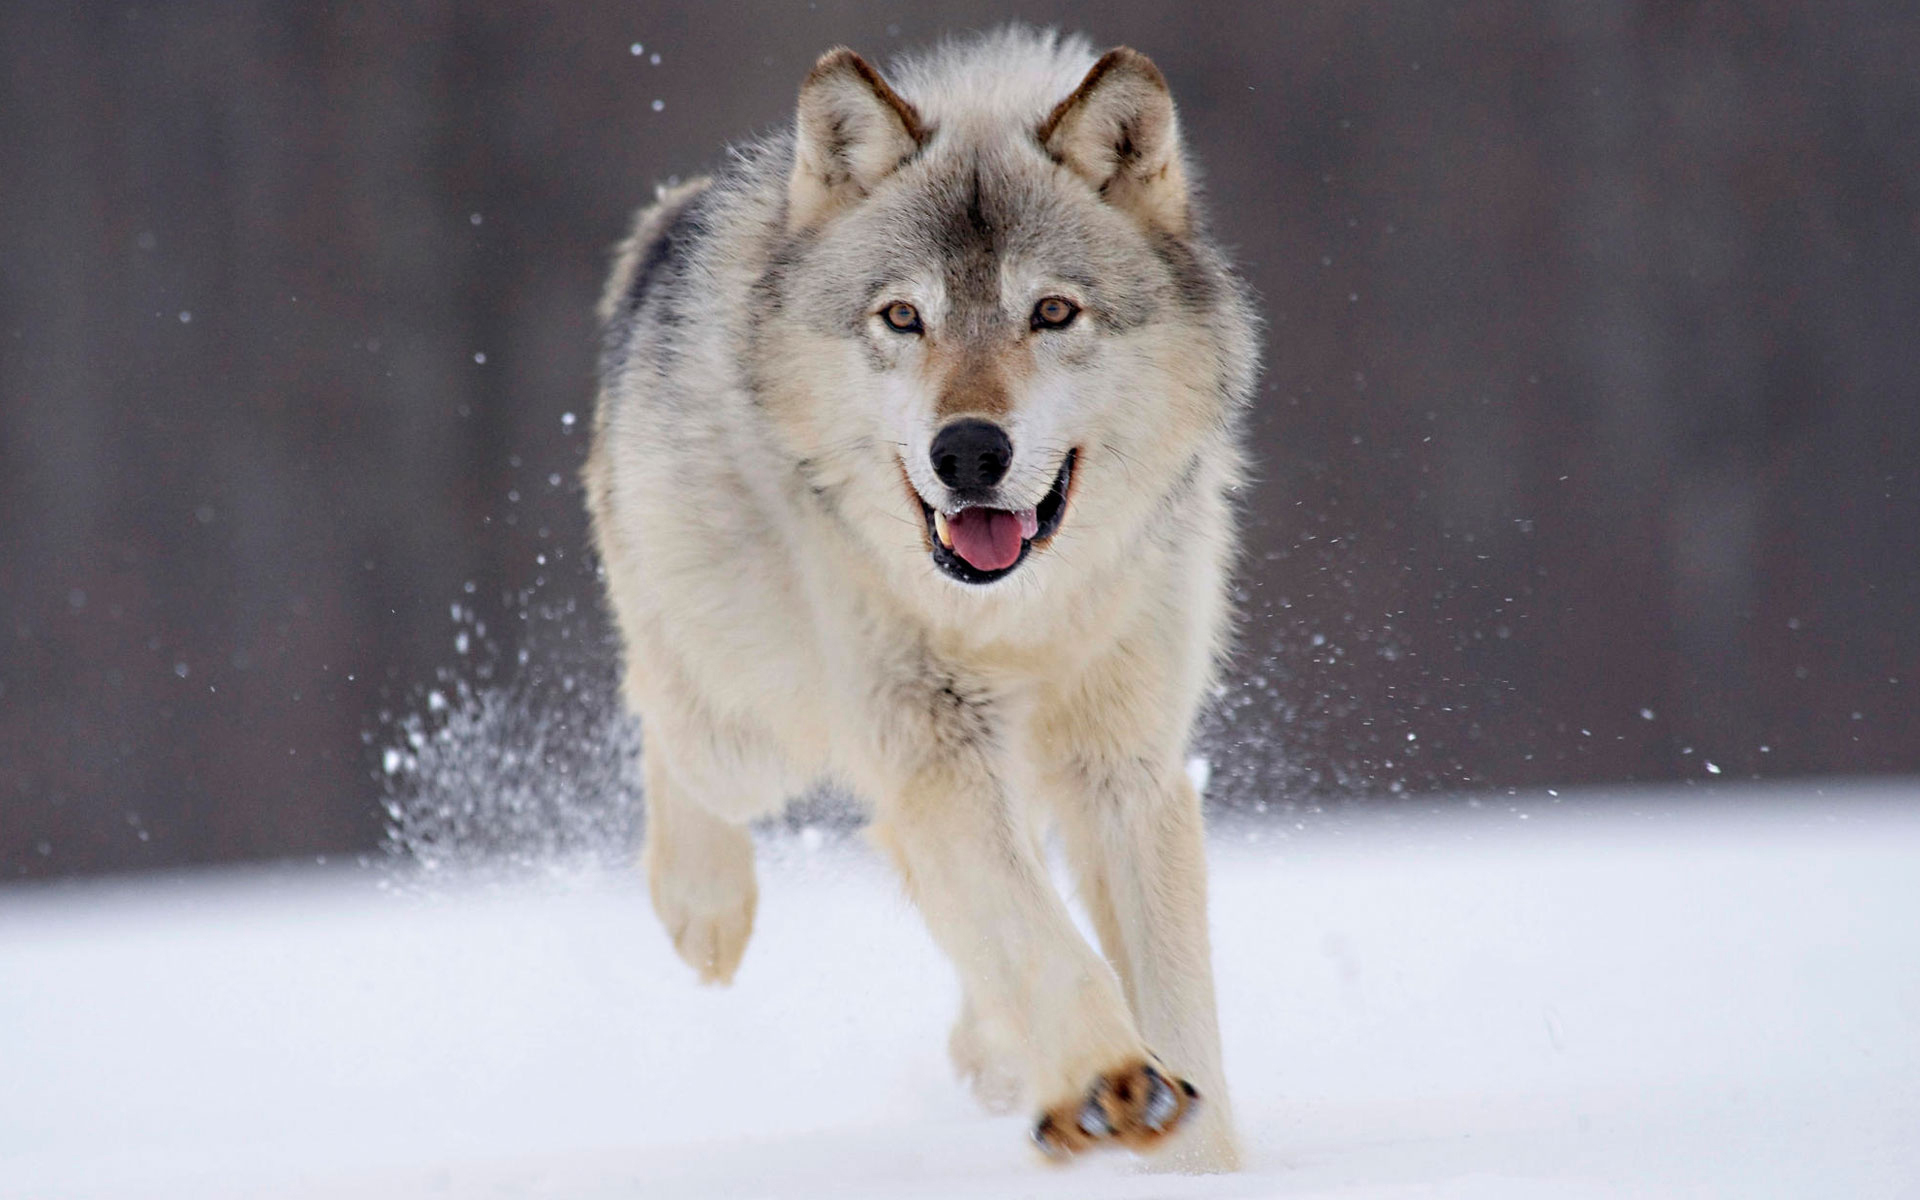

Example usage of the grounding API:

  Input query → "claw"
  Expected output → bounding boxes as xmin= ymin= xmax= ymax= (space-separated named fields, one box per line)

xmin=1143 ymin=1070 xmax=1179 ymax=1131
xmin=1078 ymin=1097 xmax=1113 ymax=1138
xmin=1032 ymin=1117 xmax=1069 ymax=1160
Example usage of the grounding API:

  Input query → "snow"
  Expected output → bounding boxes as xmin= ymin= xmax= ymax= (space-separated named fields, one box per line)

xmin=3 ymin=785 xmax=1918 ymax=1199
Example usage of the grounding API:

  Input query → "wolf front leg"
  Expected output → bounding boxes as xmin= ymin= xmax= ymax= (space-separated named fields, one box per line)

xmin=1047 ymin=762 xmax=1240 ymax=1173
xmin=869 ymin=759 xmax=1202 ymax=1161
xmin=642 ymin=741 xmax=759 ymax=986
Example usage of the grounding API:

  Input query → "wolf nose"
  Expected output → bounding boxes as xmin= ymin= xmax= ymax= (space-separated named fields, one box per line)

xmin=930 ymin=420 xmax=1012 ymax=491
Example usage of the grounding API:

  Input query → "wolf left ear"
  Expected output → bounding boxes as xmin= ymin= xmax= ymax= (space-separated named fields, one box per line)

xmin=1039 ymin=48 xmax=1189 ymax=235
xmin=788 ymin=48 xmax=926 ymax=231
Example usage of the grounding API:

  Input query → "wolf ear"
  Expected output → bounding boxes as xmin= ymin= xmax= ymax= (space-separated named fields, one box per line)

xmin=1039 ymin=48 xmax=1189 ymax=235
xmin=787 ymin=48 xmax=926 ymax=230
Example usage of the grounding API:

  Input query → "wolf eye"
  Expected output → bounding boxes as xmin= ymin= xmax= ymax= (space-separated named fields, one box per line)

xmin=1031 ymin=296 xmax=1079 ymax=330
xmin=880 ymin=301 xmax=923 ymax=334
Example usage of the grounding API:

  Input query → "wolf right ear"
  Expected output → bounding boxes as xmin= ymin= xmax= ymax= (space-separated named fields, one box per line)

xmin=787 ymin=48 xmax=926 ymax=231
xmin=1040 ymin=48 xmax=1189 ymax=235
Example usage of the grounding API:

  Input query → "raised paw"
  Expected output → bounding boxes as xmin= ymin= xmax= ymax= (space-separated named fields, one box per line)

xmin=1030 ymin=1059 xmax=1199 ymax=1161
xmin=646 ymin=815 xmax=757 ymax=986
xmin=656 ymin=879 xmax=755 ymax=985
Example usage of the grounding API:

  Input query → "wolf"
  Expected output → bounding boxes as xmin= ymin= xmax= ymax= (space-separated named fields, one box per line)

xmin=584 ymin=27 xmax=1257 ymax=1171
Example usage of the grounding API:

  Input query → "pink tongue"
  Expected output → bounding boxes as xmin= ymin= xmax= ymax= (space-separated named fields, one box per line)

xmin=947 ymin=508 xmax=1025 ymax=572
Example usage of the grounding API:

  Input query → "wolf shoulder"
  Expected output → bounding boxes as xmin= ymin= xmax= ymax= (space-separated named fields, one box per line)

xmin=596 ymin=176 xmax=719 ymax=332
xmin=593 ymin=143 xmax=804 ymax=407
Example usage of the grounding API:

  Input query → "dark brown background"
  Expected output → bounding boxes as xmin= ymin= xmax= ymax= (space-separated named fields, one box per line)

xmin=4 ymin=2 xmax=1917 ymax=880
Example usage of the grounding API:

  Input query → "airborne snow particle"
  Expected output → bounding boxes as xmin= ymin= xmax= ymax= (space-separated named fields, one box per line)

xmin=651 ymin=99 xmax=665 ymax=112
xmin=1705 ymin=761 xmax=1722 ymax=775
xmin=1185 ymin=756 xmax=1212 ymax=795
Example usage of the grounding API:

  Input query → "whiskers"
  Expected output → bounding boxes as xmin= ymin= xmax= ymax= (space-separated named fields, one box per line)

xmin=1003 ymin=439 xmax=1076 ymax=508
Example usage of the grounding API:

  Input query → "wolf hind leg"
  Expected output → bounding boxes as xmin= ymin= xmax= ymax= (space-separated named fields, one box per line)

xmin=642 ymin=741 xmax=760 ymax=985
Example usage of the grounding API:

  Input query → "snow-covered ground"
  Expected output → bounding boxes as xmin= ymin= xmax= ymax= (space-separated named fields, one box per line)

xmin=3 ymin=785 xmax=1918 ymax=1199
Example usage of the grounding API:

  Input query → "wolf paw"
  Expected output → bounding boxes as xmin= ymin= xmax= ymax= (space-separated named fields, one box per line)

xmin=1030 ymin=1059 xmax=1198 ymax=1161
xmin=646 ymin=824 xmax=757 ymax=986
xmin=657 ymin=885 xmax=754 ymax=985
xmin=949 ymin=1005 xmax=1023 ymax=1115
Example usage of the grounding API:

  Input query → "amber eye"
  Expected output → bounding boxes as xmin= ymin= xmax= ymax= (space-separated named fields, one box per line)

xmin=1031 ymin=296 xmax=1080 ymax=330
xmin=881 ymin=301 xmax=923 ymax=334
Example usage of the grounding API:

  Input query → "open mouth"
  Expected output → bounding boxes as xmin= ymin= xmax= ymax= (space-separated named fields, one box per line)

xmin=916 ymin=449 xmax=1077 ymax=585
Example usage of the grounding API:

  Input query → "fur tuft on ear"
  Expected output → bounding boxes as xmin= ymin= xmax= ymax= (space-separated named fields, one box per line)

xmin=1038 ymin=48 xmax=1189 ymax=235
xmin=787 ymin=48 xmax=926 ymax=231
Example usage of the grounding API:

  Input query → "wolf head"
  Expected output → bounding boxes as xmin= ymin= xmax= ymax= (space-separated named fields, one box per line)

xmin=755 ymin=30 xmax=1256 ymax=600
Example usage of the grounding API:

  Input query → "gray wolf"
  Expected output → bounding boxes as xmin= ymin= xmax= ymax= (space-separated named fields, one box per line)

xmin=585 ymin=26 xmax=1257 ymax=1171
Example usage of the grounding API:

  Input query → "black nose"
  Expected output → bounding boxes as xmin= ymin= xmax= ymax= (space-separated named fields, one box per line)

xmin=930 ymin=419 xmax=1012 ymax=491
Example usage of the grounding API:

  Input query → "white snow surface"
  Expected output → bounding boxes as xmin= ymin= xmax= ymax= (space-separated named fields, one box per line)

xmin=4 ymin=785 xmax=1919 ymax=1199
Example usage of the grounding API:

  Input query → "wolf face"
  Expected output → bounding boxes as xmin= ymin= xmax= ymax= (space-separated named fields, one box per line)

xmin=752 ymin=41 xmax=1254 ymax=597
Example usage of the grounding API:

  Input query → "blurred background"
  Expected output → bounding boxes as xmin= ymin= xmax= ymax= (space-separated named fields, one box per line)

xmin=3 ymin=1 xmax=1916 ymax=882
